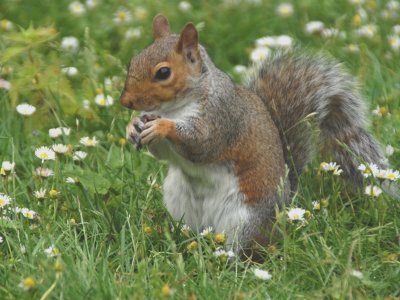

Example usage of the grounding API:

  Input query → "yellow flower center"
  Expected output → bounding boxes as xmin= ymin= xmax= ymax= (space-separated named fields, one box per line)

xmin=143 ymin=225 xmax=152 ymax=235
xmin=352 ymin=15 xmax=362 ymax=27
xmin=40 ymin=153 xmax=49 ymax=159
xmin=214 ymin=233 xmax=226 ymax=243
xmin=118 ymin=12 xmax=127 ymax=20
xmin=161 ymin=285 xmax=172 ymax=296
xmin=1 ymin=20 xmax=11 ymax=30
xmin=386 ymin=173 xmax=396 ymax=180
xmin=379 ymin=107 xmax=387 ymax=114
xmin=22 ymin=277 xmax=36 ymax=289
xmin=187 ymin=241 xmax=198 ymax=251
xmin=0 ymin=198 xmax=5 ymax=206
xmin=135 ymin=8 xmax=147 ymax=20
xmin=52 ymin=248 xmax=60 ymax=256
xmin=363 ymin=169 xmax=372 ymax=175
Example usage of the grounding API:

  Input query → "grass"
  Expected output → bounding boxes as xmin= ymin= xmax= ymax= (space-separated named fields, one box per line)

xmin=1 ymin=0 xmax=399 ymax=299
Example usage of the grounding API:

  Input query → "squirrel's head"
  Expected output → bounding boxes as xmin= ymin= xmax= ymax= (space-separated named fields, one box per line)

xmin=120 ymin=15 xmax=203 ymax=111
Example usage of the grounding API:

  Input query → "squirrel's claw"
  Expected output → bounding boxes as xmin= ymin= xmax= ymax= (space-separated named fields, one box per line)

xmin=126 ymin=118 xmax=144 ymax=150
xmin=140 ymin=120 xmax=158 ymax=145
xmin=126 ymin=115 xmax=161 ymax=150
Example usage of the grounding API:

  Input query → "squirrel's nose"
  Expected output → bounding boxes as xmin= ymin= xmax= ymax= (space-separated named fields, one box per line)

xmin=120 ymin=91 xmax=135 ymax=109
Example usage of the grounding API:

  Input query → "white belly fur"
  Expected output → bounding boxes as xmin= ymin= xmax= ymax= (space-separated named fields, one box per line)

xmin=163 ymin=159 xmax=250 ymax=244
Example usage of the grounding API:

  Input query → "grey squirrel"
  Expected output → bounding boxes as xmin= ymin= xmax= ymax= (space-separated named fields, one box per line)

xmin=120 ymin=15 xmax=388 ymax=255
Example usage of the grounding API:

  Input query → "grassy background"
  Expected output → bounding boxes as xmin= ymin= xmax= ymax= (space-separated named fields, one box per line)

xmin=0 ymin=0 xmax=399 ymax=299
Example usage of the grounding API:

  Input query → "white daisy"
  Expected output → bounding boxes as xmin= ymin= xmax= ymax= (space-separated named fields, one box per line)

xmin=85 ymin=0 xmax=97 ymax=8
xmin=113 ymin=8 xmax=132 ymax=25
xmin=287 ymin=207 xmax=306 ymax=222
xmin=0 ymin=78 xmax=11 ymax=90
xmin=256 ymin=35 xmax=293 ymax=49
xmin=18 ymin=277 xmax=36 ymax=291
xmin=178 ymin=1 xmax=192 ymax=12
xmin=322 ymin=28 xmax=346 ymax=39
xmin=69 ymin=1 xmax=86 ymax=16
xmin=0 ymin=236 xmax=3 ymax=243
xmin=256 ymin=36 xmax=276 ymax=48
xmin=385 ymin=145 xmax=394 ymax=157
xmin=350 ymin=269 xmax=363 ymax=279
xmin=305 ymin=21 xmax=325 ymax=35
xmin=200 ymin=226 xmax=213 ymax=236
xmin=386 ymin=0 xmax=400 ymax=10
xmin=250 ymin=47 xmax=271 ymax=63
xmin=16 ymin=103 xmax=36 ymax=116
xmin=233 ymin=65 xmax=248 ymax=75
xmin=365 ymin=185 xmax=383 ymax=197
xmin=49 ymin=128 xmax=62 ymax=138
xmin=21 ymin=208 xmax=37 ymax=219
xmin=356 ymin=24 xmax=377 ymax=39
xmin=60 ymin=36 xmax=79 ymax=51
xmin=1 ymin=19 xmax=14 ymax=31
xmin=94 ymin=94 xmax=114 ymax=107
xmin=66 ymin=177 xmax=77 ymax=184
xmin=52 ymin=144 xmax=69 ymax=154
xmin=275 ymin=35 xmax=293 ymax=48
xmin=73 ymin=151 xmax=88 ymax=161
xmin=312 ymin=200 xmax=321 ymax=210
xmin=384 ymin=169 xmax=400 ymax=181
xmin=62 ymin=66 xmax=79 ymax=77
xmin=213 ymin=248 xmax=235 ymax=258
xmin=34 ymin=188 xmax=47 ymax=199
xmin=125 ymin=27 xmax=143 ymax=39
xmin=393 ymin=25 xmax=400 ymax=34
xmin=320 ymin=162 xmax=343 ymax=176
xmin=0 ymin=193 xmax=12 ymax=207
xmin=44 ymin=244 xmax=60 ymax=257
xmin=372 ymin=105 xmax=386 ymax=117
xmin=388 ymin=35 xmax=400 ymax=51
xmin=2 ymin=161 xmax=15 ymax=171
xmin=180 ymin=224 xmax=191 ymax=235
xmin=375 ymin=169 xmax=388 ymax=180
xmin=357 ymin=163 xmax=379 ymax=178
xmin=276 ymin=3 xmax=294 ymax=17
xmin=35 ymin=146 xmax=56 ymax=162
xmin=253 ymin=268 xmax=272 ymax=281
xmin=35 ymin=167 xmax=54 ymax=177
xmin=346 ymin=44 xmax=360 ymax=53
xmin=82 ymin=99 xmax=90 ymax=109
xmin=49 ymin=127 xmax=71 ymax=138
xmin=80 ymin=136 xmax=99 ymax=147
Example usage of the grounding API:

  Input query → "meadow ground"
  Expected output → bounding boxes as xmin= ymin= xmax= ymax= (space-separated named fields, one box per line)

xmin=0 ymin=0 xmax=399 ymax=299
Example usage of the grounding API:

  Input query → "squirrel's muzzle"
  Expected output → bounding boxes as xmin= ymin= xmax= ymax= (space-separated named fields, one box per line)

xmin=120 ymin=91 xmax=135 ymax=110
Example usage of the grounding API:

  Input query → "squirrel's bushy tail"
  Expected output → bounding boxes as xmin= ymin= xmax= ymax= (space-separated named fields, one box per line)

xmin=248 ymin=53 xmax=387 ymax=190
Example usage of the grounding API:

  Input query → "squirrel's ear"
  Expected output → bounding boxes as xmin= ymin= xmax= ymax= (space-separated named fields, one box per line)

xmin=152 ymin=14 xmax=171 ymax=40
xmin=176 ymin=23 xmax=199 ymax=63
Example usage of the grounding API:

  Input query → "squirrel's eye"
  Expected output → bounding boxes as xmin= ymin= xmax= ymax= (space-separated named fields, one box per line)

xmin=154 ymin=67 xmax=171 ymax=81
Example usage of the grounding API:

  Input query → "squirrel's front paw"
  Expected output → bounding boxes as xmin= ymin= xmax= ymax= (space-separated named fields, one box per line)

xmin=126 ymin=117 xmax=144 ymax=150
xmin=140 ymin=119 xmax=177 ymax=145
xmin=126 ymin=114 xmax=159 ymax=150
